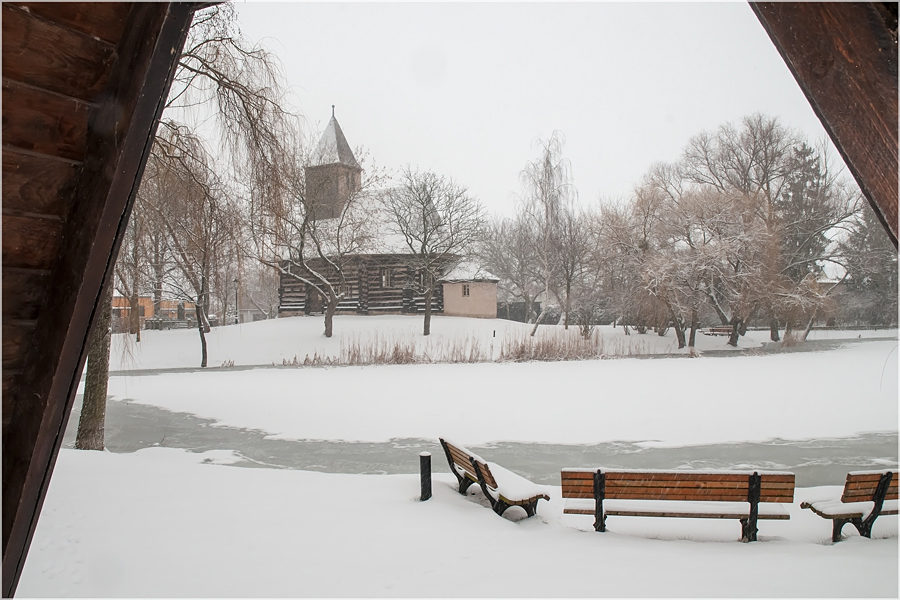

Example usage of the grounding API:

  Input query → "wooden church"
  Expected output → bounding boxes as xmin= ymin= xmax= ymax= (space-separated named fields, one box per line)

xmin=277 ymin=113 xmax=498 ymax=318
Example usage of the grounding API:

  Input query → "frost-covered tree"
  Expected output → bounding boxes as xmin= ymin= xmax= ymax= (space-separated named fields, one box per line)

xmin=520 ymin=132 xmax=575 ymax=335
xmin=383 ymin=168 xmax=485 ymax=336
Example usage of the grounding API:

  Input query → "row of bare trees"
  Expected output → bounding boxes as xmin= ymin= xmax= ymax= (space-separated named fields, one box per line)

xmin=479 ymin=114 xmax=896 ymax=348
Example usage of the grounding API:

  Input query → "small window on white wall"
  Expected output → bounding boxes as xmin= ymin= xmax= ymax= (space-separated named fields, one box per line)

xmin=462 ymin=284 xmax=470 ymax=297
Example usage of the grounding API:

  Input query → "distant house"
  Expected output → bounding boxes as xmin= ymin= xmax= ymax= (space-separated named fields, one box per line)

xmin=277 ymin=113 xmax=495 ymax=319
xmin=112 ymin=296 xmax=197 ymax=332
xmin=440 ymin=263 xmax=499 ymax=319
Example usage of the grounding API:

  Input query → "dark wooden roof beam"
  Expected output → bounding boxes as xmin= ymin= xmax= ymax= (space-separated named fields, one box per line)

xmin=751 ymin=2 xmax=899 ymax=248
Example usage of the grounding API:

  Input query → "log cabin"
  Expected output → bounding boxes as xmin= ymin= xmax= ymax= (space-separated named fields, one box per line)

xmin=277 ymin=113 xmax=499 ymax=319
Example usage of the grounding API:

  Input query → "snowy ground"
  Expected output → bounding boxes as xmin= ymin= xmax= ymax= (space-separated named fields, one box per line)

xmin=108 ymin=314 xmax=899 ymax=371
xmin=20 ymin=448 xmax=898 ymax=597
xmin=20 ymin=317 xmax=899 ymax=596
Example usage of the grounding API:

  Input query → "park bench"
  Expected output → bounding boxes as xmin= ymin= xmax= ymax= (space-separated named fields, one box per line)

xmin=703 ymin=326 xmax=733 ymax=336
xmin=439 ymin=438 xmax=550 ymax=518
xmin=561 ymin=468 xmax=795 ymax=542
xmin=800 ymin=470 xmax=898 ymax=542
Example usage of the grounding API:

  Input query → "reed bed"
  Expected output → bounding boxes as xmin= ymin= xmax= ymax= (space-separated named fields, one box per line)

xmin=279 ymin=328 xmax=653 ymax=367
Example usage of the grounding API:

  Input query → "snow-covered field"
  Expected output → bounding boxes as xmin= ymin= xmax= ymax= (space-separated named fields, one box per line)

xmin=20 ymin=317 xmax=899 ymax=597
xmin=20 ymin=448 xmax=898 ymax=597
xmin=108 ymin=314 xmax=899 ymax=371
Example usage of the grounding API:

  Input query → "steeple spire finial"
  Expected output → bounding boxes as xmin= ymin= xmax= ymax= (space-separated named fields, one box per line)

xmin=332 ymin=104 xmax=335 ymax=118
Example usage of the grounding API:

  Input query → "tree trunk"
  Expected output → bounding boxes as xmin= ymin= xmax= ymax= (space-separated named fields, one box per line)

xmin=688 ymin=306 xmax=699 ymax=348
xmin=530 ymin=307 xmax=547 ymax=336
xmin=727 ymin=317 xmax=741 ymax=347
xmin=423 ymin=286 xmax=433 ymax=336
xmin=800 ymin=310 xmax=817 ymax=342
xmin=129 ymin=292 xmax=141 ymax=342
xmin=75 ymin=284 xmax=113 ymax=450
xmin=769 ymin=316 xmax=781 ymax=342
xmin=324 ymin=295 xmax=337 ymax=338
xmin=669 ymin=308 xmax=686 ymax=349
xmin=196 ymin=304 xmax=208 ymax=368
xmin=563 ymin=279 xmax=572 ymax=330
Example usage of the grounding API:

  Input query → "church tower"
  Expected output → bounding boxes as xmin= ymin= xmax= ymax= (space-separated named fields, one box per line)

xmin=305 ymin=107 xmax=362 ymax=220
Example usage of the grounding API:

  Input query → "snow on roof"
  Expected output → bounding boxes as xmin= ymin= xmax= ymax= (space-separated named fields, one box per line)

xmin=439 ymin=261 xmax=499 ymax=283
xmin=314 ymin=115 xmax=360 ymax=169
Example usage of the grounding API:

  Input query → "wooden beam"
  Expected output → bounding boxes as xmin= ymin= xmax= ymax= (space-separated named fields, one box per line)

xmin=1 ymin=4 xmax=196 ymax=596
xmin=751 ymin=2 xmax=899 ymax=248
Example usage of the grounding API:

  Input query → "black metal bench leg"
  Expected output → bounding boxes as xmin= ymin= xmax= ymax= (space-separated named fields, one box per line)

xmin=850 ymin=472 xmax=892 ymax=540
xmin=832 ymin=518 xmax=849 ymax=542
xmin=740 ymin=518 xmax=758 ymax=543
xmin=741 ymin=473 xmax=760 ymax=542
xmin=522 ymin=500 xmax=537 ymax=518
xmin=851 ymin=516 xmax=873 ymax=539
xmin=492 ymin=499 xmax=511 ymax=517
xmin=458 ymin=477 xmax=475 ymax=495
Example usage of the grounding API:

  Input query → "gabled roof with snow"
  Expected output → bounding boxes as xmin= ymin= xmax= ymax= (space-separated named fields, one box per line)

xmin=439 ymin=261 xmax=499 ymax=283
xmin=314 ymin=115 xmax=360 ymax=169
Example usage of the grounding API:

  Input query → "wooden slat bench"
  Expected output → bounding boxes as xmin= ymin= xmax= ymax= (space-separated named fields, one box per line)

xmin=704 ymin=326 xmax=733 ymax=336
xmin=439 ymin=438 xmax=550 ymax=518
xmin=800 ymin=470 xmax=898 ymax=542
xmin=561 ymin=468 xmax=795 ymax=542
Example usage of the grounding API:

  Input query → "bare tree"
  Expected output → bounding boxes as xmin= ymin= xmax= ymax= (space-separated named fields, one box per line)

xmin=250 ymin=142 xmax=383 ymax=337
xmin=382 ymin=168 xmax=485 ymax=335
xmin=478 ymin=215 xmax=540 ymax=322
xmin=74 ymin=284 xmax=112 ymax=450
xmin=150 ymin=127 xmax=241 ymax=367
xmin=113 ymin=207 xmax=146 ymax=341
xmin=554 ymin=202 xmax=592 ymax=329
xmin=520 ymin=132 xmax=575 ymax=336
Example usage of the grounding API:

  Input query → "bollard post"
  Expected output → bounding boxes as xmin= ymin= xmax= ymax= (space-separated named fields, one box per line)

xmin=420 ymin=451 xmax=432 ymax=501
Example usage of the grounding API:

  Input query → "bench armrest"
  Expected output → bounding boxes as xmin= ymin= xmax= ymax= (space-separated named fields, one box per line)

xmin=486 ymin=462 xmax=551 ymax=502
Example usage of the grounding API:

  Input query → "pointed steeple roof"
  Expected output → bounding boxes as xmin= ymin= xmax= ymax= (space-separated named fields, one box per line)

xmin=314 ymin=108 xmax=360 ymax=169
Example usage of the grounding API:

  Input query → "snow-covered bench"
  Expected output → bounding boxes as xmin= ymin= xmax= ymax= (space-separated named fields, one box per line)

xmin=800 ymin=470 xmax=898 ymax=542
xmin=561 ymin=468 xmax=795 ymax=542
xmin=439 ymin=438 xmax=550 ymax=518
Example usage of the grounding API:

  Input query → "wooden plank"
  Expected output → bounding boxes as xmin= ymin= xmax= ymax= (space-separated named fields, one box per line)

xmin=846 ymin=472 xmax=896 ymax=483
xmin=563 ymin=470 xmax=794 ymax=483
xmin=2 ymin=80 xmax=89 ymax=162
xmin=1 ymin=4 xmax=197 ymax=596
xmin=2 ymin=5 xmax=116 ymax=102
xmin=2 ymin=216 xmax=64 ymax=270
xmin=478 ymin=463 xmax=498 ymax=489
xmin=10 ymin=2 xmax=130 ymax=46
xmin=605 ymin=509 xmax=790 ymax=521
xmin=606 ymin=472 xmax=759 ymax=483
xmin=845 ymin=474 xmax=883 ymax=483
xmin=3 ymin=151 xmax=79 ymax=217
xmin=604 ymin=490 xmax=751 ymax=501
xmin=2 ymin=322 xmax=35 ymax=370
xmin=2 ymin=268 xmax=51 ymax=321
xmin=751 ymin=2 xmax=899 ymax=248
xmin=603 ymin=480 xmax=751 ymax=490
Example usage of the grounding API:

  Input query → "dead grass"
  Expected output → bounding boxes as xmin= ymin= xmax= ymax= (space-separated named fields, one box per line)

xmin=278 ymin=328 xmax=652 ymax=368
xmin=781 ymin=332 xmax=803 ymax=348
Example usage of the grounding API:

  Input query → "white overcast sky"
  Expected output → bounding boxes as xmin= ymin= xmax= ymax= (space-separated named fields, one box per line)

xmin=232 ymin=1 xmax=846 ymax=216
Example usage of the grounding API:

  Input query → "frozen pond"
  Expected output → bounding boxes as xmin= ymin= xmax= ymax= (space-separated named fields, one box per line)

xmin=63 ymin=397 xmax=897 ymax=487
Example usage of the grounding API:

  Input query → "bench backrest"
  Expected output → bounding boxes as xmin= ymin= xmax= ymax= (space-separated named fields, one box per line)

xmin=441 ymin=439 xmax=498 ymax=489
xmin=841 ymin=471 xmax=898 ymax=503
xmin=561 ymin=469 xmax=795 ymax=503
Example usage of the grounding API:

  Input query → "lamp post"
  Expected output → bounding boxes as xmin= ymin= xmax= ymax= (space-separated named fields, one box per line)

xmin=234 ymin=277 xmax=239 ymax=325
